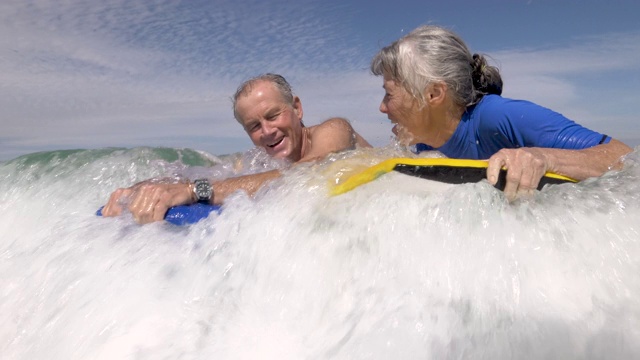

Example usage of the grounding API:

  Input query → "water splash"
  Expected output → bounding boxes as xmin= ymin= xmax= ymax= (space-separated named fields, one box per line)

xmin=1 ymin=146 xmax=639 ymax=359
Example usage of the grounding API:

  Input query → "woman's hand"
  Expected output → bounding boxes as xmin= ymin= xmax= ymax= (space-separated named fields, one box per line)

xmin=487 ymin=148 xmax=551 ymax=201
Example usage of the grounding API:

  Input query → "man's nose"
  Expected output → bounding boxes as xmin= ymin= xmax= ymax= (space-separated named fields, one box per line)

xmin=261 ymin=121 xmax=277 ymax=135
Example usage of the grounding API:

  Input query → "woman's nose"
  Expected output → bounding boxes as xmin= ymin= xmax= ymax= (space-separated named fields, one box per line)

xmin=379 ymin=100 xmax=388 ymax=114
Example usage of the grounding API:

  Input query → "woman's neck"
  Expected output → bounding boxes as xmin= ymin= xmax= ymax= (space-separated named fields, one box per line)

xmin=417 ymin=104 xmax=464 ymax=148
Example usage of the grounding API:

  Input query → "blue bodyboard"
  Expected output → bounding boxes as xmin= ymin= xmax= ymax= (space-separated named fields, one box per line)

xmin=96 ymin=203 xmax=221 ymax=225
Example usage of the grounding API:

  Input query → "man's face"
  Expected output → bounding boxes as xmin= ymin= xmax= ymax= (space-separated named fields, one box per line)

xmin=235 ymin=81 xmax=304 ymax=161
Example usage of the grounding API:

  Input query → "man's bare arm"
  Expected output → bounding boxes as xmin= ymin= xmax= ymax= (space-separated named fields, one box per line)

xmin=210 ymin=170 xmax=281 ymax=204
xmin=103 ymin=117 xmax=372 ymax=224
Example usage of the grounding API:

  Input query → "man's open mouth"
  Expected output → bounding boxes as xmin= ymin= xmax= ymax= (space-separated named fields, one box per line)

xmin=267 ymin=137 xmax=284 ymax=148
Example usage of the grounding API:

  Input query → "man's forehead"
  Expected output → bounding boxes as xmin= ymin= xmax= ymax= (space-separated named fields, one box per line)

xmin=240 ymin=83 xmax=288 ymax=108
xmin=240 ymin=80 xmax=277 ymax=98
xmin=236 ymin=85 xmax=287 ymax=119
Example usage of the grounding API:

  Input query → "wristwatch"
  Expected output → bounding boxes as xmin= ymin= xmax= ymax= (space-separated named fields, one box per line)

xmin=192 ymin=178 xmax=213 ymax=203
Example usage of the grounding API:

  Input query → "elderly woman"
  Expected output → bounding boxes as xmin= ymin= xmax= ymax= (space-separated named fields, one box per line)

xmin=371 ymin=25 xmax=632 ymax=200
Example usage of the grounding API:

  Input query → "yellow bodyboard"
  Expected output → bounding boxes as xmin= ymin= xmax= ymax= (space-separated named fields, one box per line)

xmin=330 ymin=157 xmax=577 ymax=196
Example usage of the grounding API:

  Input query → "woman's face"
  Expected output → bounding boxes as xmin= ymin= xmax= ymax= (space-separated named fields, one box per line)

xmin=379 ymin=72 xmax=426 ymax=145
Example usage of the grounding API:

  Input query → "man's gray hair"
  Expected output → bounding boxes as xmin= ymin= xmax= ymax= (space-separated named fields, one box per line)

xmin=232 ymin=73 xmax=294 ymax=121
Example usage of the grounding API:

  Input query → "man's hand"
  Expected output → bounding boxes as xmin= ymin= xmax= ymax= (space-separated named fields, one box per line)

xmin=487 ymin=147 xmax=551 ymax=202
xmin=101 ymin=180 xmax=195 ymax=224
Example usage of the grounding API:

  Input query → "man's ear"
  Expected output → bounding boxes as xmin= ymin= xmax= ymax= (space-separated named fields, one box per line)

xmin=426 ymin=81 xmax=447 ymax=106
xmin=292 ymin=96 xmax=303 ymax=120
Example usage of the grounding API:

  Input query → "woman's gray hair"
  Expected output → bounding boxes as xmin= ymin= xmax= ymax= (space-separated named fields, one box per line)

xmin=232 ymin=73 xmax=294 ymax=121
xmin=371 ymin=25 xmax=502 ymax=107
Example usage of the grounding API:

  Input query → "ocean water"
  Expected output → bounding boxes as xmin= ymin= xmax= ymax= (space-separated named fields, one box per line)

xmin=1 ymin=146 xmax=640 ymax=360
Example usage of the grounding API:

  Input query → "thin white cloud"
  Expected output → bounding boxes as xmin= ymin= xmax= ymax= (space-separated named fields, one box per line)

xmin=1 ymin=1 xmax=639 ymax=161
xmin=494 ymin=32 xmax=640 ymax=75
xmin=489 ymin=31 xmax=640 ymax=142
xmin=0 ymin=0 xmax=369 ymax=160
xmin=294 ymin=71 xmax=392 ymax=146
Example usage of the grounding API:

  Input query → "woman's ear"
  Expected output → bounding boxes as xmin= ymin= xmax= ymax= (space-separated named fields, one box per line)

xmin=426 ymin=82 xmax=447 ymax=106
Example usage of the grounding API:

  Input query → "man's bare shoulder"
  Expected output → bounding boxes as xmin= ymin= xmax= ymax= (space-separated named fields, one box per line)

xmin=298 ymin=117 xmax=371 ymax=163
xmin=308 ymin=117 xmax=354 ymax=136
xmin=309 ymin=117 xmax=353 ymax=132
xmin=309 ymin=117 xmax=371 ymax=151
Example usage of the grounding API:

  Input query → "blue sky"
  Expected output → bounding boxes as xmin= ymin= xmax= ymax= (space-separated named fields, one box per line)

xmin=1 ymin=0 xmax=639 ymax=161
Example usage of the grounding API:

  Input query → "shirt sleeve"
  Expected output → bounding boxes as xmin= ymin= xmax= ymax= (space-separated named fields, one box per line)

xmin=477 ymin=96 xmax=610 ymax=150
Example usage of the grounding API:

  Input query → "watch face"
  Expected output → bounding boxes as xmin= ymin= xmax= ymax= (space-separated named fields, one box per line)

xmin=194 ymin=179 xmax=212 ymax=201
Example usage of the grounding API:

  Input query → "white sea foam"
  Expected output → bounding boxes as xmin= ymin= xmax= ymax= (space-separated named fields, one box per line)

xmin=1 ymin=147 xmax=639 ymax=359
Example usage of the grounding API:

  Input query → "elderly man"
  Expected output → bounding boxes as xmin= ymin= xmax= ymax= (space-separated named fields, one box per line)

xmin=102 ymin=73 xmax=370 ymax=223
